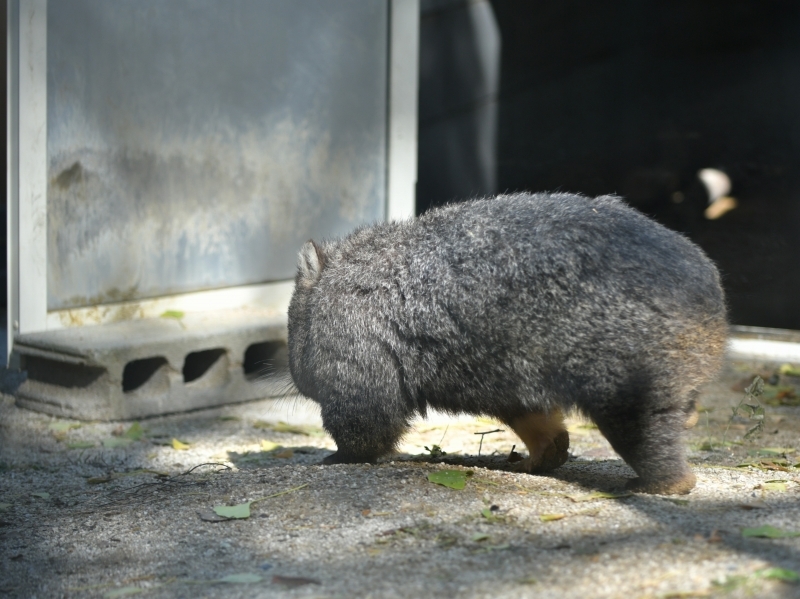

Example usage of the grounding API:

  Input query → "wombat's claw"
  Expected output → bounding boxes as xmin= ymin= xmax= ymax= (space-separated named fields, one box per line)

xmin=513 ymin=430 xmax=570 ymax=473
xmin=625 ymin=471 xmax=696 ymax=495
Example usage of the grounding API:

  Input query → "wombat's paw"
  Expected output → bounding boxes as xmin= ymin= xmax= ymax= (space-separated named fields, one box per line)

xmin=514 ymin=430 xmax=570 ymax=473
xmin=625 ymin=470 xmax=696 ymax=495
xmin=321 ymin=451 xmax=377 ymax=465
xmin=684 ymin=409 xmax=699 ymax=429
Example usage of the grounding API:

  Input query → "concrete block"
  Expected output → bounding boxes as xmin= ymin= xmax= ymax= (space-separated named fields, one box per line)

xmin=12 ymin=308 xmax=290 ymax=420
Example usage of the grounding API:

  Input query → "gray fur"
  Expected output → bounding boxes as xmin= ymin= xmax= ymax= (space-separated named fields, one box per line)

xmin=287 ymin=193 xmax=727 ymax=492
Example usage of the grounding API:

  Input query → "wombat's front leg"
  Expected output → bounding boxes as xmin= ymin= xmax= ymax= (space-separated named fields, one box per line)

xmin=502 ymin=409 xmax=570 ymax=473
xmin=320 ymin=400 xmax=410 ymax=465
xmin=593 ymin=403 xmax=696 ymax=495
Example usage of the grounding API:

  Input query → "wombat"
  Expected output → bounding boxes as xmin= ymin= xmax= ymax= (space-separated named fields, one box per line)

xmin=287 ymin=192 xmax=727 ymax=494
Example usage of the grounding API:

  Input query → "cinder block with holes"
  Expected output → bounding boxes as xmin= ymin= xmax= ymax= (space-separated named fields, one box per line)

xmin=12 ymin=309 xmax=289 ymax=420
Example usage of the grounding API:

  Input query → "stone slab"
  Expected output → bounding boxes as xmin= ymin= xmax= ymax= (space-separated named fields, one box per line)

xmin=12 ymin=308 xmax=290 ymax=420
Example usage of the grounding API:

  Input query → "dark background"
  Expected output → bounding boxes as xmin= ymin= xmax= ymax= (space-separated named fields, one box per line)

xmin=419 ymin=0 xmax=800 ymax=330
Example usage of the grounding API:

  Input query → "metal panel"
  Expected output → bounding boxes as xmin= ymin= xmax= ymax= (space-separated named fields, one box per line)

xmin=387 ymin=0 xmax=420 ymax=221
xmin=18 ymin=0 xmax=48 ymax=331
xmin=46 ymin=0 xmax=389 ymax=310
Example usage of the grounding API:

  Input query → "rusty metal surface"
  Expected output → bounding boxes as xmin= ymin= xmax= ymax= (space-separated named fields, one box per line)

xmin=46 ymin=0 xmax=388 ymax=310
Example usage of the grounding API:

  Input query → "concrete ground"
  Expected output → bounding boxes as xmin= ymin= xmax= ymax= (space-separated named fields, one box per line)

xmin=1 ymin=358 xmax=800 ymax=599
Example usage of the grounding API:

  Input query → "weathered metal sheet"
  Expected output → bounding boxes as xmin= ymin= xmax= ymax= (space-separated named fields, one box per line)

xmin=47 ymin=0 xmax=388 ymax=310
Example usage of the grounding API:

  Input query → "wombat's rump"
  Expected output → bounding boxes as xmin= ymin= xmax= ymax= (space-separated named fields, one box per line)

xmin=288 ymin=193 xmax=727 ymax=494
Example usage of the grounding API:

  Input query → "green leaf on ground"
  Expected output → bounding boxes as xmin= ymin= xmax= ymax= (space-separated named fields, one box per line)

xmin=779 ymin=363 xmax=800 ymax=377
xmin=480 ymin=508 xmax=503 ymax=522
xmin=212 ymin=483 xmax=309 ymax=520
xmin=103 ymin=587 xmax=143 ymax=598
xmin=217 ymin=573 xmax=262 ymax=584
xmin=253 ymin=420 xmax=324 ymax=436
xmin=760 ymin=481 xmax=788 ymax=492
xmin=67 ymin=441 xmax=95 ymax=450
xmin=427 ymin=470 xmax=470 ymax=490
xmin=742 ymin=525 xmax=800 ymax=538
xmin=214 ymin=502 xmax=251 ymax=519
xmin=218 ymin=415 xmax=240 ymax=422
xmin=568 ymin=491 xmax=631 ymax=502
xmin=31 ymin=492 xmax=50 ymax=499
xmin=471 ymin=533 xmax=490 ymax=542
xmin=171 ymin=438 xmax=190 ymax=450
xmin=0 ymin=503 xmax=11 ymax=511
xmin=755 ymin=567 xmax=800 ymax=582
xmin=160 ymin=310 xmax=185 ymax=320
xmin=540 ymin=513 xmax=566 ymax=522
xmin=260 ymin=440 xmax=282 ymax=452
xmin=103 ymin=437 xmax=133 ymax=448
xmin=123 ymin=422 xmax=144 ymax=440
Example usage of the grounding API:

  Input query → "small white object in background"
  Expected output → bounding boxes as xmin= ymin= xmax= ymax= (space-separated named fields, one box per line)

xmin=698 ymin=168 xmax=738 ymax=219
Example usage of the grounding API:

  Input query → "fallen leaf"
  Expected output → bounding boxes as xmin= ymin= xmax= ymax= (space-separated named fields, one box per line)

xmin=568 ymin=491 xmax=631 ymax=502
xmin=742 ymin=525 xmax=800 ymax=538
xmin=103 ymin=587 xmax=143 ymax=598
xmin=471 ymin=533 xmax=490 ymax=542
xmin=480 ymin=507 xmax=502 ymax=522
xmin=271 ymin=575 xmax=320 ymax=587
xmin=253 ymin=421 xmax=323 ymax=436
xmin=171 ymin=439 xmax=190 ymax=450
xmin=211 ymin=483 xmax=309 ymax=519
xmin=540 ymin=513 xmax=566 ymax=522
xmin=31 ymin=492 xmax=50 ymax=500
xmin=758 ymin=481 xmax=788 ymax=492
xmin=779 ymin=364 xmax=800 ymax=377
xmin=214 ymin=503 xmax=251 ymax=519
xmin=0 ymin=503 xmax=11 ymax=511
xmin=260 ymin=440 xmax=282 ymax=452
xmin=218 ymin=573 xmax=262 ymax=584
xmin=160 ymin=310 xmax=185 ymax=320
xmin=755 ymin=567 xmax=800 ymax=582
xmin=67 ymin=441 xmax=95 ymax=450
xmin=218 ymin=415 xmax=240 ymax=422
xmin=273 ymin=449 xmax=294 ymax=459
xmin=123 ymin=423 xmax=144 ymax=440
xmin=427 ymin=470 xmax=470 ymax=490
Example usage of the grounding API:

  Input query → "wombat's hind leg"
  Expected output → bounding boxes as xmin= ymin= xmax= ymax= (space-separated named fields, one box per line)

xmin=683 ymin=399 xmax=699 ymax=429
xmin=502 ymin=409 xmax=570 ymax=473
xmin=320 ymin=401 xmax=410 ymax=465
xmin=592 ymin=403 xmax=696 ymax=495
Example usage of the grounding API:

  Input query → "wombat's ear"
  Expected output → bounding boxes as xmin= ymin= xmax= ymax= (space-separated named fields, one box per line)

xmin=297 ymin=240 xmax=326 ymax=287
